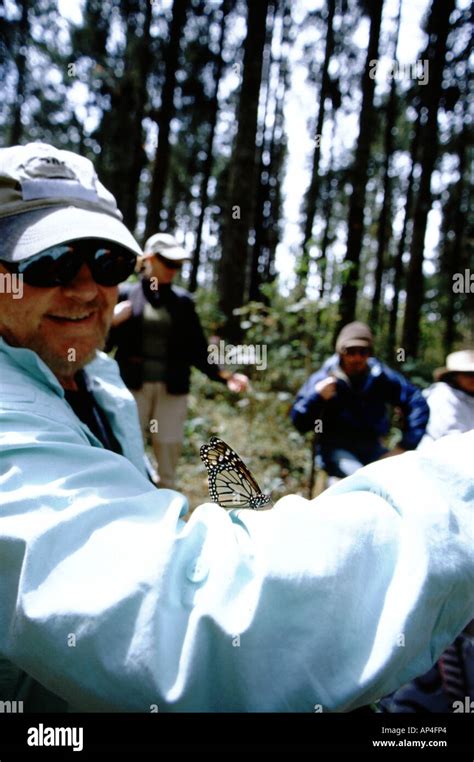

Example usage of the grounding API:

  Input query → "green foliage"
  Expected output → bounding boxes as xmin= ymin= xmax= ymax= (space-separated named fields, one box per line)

xmin=195 ymin=281 xmax=337 ymax=392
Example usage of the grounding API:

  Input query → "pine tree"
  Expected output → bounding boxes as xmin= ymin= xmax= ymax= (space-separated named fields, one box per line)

xmin=189 ymin=0 xmax=233 ymax=292
xmin=337 ymin=0 xmax=384 ymax=331
xmin=369 ymin=0 xmax=402 ymax=329
xmin=145 ymin=0 xmax=189 ymax=240
xmin=298 ymin=0 xmax=336 ymax=289
xmin=402 ymin=0 xmax=456 ymax=358
xmin=217 ymin=0 xmax=271 ymax=340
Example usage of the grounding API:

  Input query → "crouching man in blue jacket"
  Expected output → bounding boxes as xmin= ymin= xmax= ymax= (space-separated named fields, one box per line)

xmin=291 ymin=322 xmax=429 ymax=480
xmin=0 ymin=143 xmax=473 ymax=714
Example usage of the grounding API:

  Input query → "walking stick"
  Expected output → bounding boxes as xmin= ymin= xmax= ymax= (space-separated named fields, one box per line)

xmin=307 ymin=430 xmax=318 ymax=500
xmin=308 ymin=401 xmax=326 ymax=500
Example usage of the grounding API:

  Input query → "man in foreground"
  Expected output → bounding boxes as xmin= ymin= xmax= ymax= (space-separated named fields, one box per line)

xmin=0 ymin=143 xmax=473 ymax=712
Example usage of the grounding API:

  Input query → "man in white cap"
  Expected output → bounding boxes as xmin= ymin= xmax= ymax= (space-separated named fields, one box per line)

xmin=418 ymin=349 xmax=474 ymax=447
xmin=109 ymin=232 xmax=248 ymax=489
xmin=0 ymin=143 xmax=474 ymax=715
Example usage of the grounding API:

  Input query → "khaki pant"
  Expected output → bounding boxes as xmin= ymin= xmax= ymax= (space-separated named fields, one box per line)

xmin=132 ymin=382 xmax=188 ymax=489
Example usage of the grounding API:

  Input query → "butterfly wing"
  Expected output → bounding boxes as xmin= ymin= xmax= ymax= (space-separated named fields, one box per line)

xmin=200 ymin=437 xmax=272 ymax=510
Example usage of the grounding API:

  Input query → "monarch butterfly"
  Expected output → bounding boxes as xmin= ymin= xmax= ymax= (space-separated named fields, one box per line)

xmin=200 ymin=437 xmax=272 ymax=510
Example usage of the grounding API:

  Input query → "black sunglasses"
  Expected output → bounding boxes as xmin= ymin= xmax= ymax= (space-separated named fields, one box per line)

xmin=0 ymin=239 xmax=137 ymax=288
xmin=344 ymin=347 xmax=370 ymax=357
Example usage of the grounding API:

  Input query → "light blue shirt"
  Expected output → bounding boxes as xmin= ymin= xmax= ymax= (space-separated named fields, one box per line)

xmin=0 ymin=337 xmax=473 ymax=711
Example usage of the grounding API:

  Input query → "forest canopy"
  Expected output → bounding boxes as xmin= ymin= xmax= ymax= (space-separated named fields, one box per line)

xmin=1 ymin=0 xmax=472 ymax=364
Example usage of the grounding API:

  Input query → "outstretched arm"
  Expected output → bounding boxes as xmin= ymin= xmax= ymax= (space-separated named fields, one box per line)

xmin=0 ymin=396 xmax=472 ymax=711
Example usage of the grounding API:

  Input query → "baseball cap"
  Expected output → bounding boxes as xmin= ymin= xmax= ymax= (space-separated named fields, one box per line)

xmin=143 ymin=233 xmax=191 ymax=262
xmin=0 ymin=142 xmax=142 ymax=263
xmin=335 ymin=322 xmax=374 ymax=353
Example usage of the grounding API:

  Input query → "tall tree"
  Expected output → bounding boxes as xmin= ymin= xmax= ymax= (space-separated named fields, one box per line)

xmin=401 ymin=0 xmax=456 ymax=358
xmin=369 ymin=0 xmax=402 ymax=328
xmin=249 ymin=0 xmax=291 ymax=301
xmin=298 ymin=0 xmax=336 ymax=288
xmin=441 ymin=124 xmax=470 ymax=353
xmin=315 ymin=117 xmax=338 ymax=307
xmin=337 ymin=0 xmax=384 ymax=330
xmin=189 ymin=0 xmax=232 ymax=292
xmin=9 ymin=0 xmax=29 ymax=144
xmin=145 ymin=0 xmax=189 ymax=240
xmin=217 ymin=0 xmax=271 ymax=340
xmin=387 ymin=109 xmax=421 ymax=353
xmin=90 ymin=0 xmax=153 ymax=232
xmin=1 ymin=0 xmax=75 ymax=149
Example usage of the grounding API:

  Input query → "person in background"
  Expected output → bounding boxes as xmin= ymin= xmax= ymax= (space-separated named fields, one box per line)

xmin=108 ymin=233 xmax=248 ymax=489
xmin=418 ymin=349 xmax=474 ymax=448
xmin=291 ymin=321 xmax=429 ymax=481
xmin=379 ymin=348 xmax=474 ymax=713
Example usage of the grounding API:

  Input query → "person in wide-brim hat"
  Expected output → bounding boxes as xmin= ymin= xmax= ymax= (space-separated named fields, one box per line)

xmin=433 ymin=349 xmax=474 ymax=383
xmin=418 ymin=349 xmax=474 ymax=450
xmin=386 ymin=350 xmax=474 ymax=714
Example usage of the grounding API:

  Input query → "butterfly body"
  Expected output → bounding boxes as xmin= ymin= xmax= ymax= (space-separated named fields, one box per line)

xmin=200 ymin=437 xmax=272 ymax=510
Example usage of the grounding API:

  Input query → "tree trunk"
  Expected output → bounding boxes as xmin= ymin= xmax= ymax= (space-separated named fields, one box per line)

xmin=402 ymin=0 xmax=456 ymax=358
xmin=10 ymin=0 xmax=29 ymax=145
xmin=443 ymin=125 xmax=468 ymax=354
xmin=247 ymin=4 xmax=275 ymax=302
xmin=217 ymin=0 xmax=270 ymax=340
xmin=298 ymin=0 xmax=336 ymax=288
xmin=144 ymin=0 xmax=189 ymax=241
xmin=125 ymin=0 xmax=153 ymax=233
xmin=369 ymin=0 xmax=402 ymax=328
xmin=387 ymin=109 xmax=421 ymax=354
xmin=248 ymin=0 xmax=286 ymax=301
xmin=317 ymin=118 xmax=338 ymax=303
xmin=337 ymin=0 xmax=384 ymax=331
xmin=189 ymin=0 xmax=232 ymax=292
xmin=90 ymin=2 xmax=153 ymax=232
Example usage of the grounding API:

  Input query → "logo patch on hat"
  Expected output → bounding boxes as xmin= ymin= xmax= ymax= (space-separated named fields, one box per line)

xmin=22 ymin=155 xmax=78 ymax=181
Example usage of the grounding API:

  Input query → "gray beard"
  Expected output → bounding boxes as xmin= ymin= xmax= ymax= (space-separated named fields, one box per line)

xmin=0 ymin=325 xmax=107 ymax=380
xmin=34 ymin=343 xmax=99 ymax=379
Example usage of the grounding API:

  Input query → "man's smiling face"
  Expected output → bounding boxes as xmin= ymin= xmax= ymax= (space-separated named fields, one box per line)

xmin=0 ymin=259 xmax=117 ymax=386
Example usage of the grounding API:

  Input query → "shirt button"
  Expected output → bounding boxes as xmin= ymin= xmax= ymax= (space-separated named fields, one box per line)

xmin=186 ymin=559 xmax=209 ymax=583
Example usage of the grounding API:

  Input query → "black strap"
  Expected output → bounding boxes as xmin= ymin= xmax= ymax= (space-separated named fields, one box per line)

xmin=64 ymin=371 xmax=123 ymax=455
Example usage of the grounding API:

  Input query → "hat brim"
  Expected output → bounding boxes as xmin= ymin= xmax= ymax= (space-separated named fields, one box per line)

xmin=434 ymin=366 xmax=474 ymax=381
xmin=434 ymin=367 xmax=449 ymax=381
xmin=142 ymin=247 xmax=191 ymax=262
xmin=342 ymin=340 xmax=372 ymax=350
xmin=1 ymin=206 xmax=142 ymax=262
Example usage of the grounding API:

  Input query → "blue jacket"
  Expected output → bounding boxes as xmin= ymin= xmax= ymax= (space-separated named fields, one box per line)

xmin=0 ymin=338 xmax=473 ymax=712
xmin=291 ymin=355 xmax=429 ymax=449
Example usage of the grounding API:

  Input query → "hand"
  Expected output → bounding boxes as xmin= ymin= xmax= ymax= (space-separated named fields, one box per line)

xmin=112 ymin=300 xmax=133 ymax=326
xmin=226 ymin=373 xmax=249 ymax=393
xmin=378 ymin=445 xmax=406 ymax=459
xmin=315 ymin=375 xmax=337 ymax=400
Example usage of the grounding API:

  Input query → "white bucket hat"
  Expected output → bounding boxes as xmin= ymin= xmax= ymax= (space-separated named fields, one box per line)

xmin=434 ymin=350 xmax=474 ymax=380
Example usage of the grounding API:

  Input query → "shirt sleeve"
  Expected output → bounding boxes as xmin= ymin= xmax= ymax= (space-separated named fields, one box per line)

xmin=0 ymin=409 xmax=473 ymax=712
xmin=384 ymin=368 xmax=430 ymax=449
xmin=185 ymin=296 xmax=226 ymax=383
xmin=424 ymin=383 xmax=473 ymax=439
xmin=103 ymin=284 xmax=133 ymax=353
xmin=290 ymin=369 xmax=327 ymax=433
